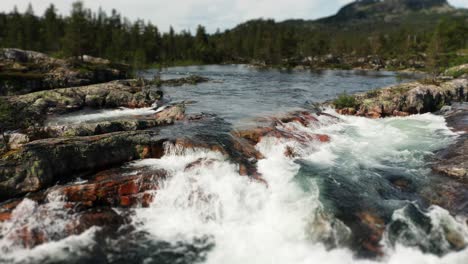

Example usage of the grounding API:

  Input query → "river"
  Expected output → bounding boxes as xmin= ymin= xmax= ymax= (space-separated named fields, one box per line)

xmin=1 ymin=65 xmax=467 ymax=264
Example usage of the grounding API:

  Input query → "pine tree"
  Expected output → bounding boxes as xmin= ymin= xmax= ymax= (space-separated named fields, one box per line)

xmin=43 ymin=4 xmax=61 ymax=52
xmin=63 ymin=1 xmax=90 ymax=60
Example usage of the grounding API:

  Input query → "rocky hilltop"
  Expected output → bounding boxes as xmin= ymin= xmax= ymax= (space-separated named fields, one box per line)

xmin=321 ymin=0 xmax=454 ymax=22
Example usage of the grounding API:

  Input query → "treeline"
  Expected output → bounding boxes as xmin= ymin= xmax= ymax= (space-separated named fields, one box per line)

xmin=0 ymin=1 xmax=467 ymax=69
xmin=0 ymin=2 xmax=219 ymax=67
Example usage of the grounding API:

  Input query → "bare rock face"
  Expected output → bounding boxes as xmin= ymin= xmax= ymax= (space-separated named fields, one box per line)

xmin=332 ymin=0 xmax=452 ymax=22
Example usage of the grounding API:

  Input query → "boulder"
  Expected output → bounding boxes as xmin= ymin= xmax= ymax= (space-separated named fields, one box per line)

xmin=0 ymin=130 xmax=167 ymax=201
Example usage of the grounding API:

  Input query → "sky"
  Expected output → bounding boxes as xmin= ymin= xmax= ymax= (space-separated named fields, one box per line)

xmin=0 ymin=0 xmax=467 ymax=33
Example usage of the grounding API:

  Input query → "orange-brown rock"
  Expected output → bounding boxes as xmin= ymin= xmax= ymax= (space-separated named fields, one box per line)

xmin=0 ymin=130 xmax=167 ymax=202
xmin=60 ymin=168 xmax=167 ymax=208
xmin=0 ymin=211 xmax=11 ymax=222
xmin=356 ymin=212 xmax=385 ymax=256
xmin=233 ymin=127 xmax=274 ymax=144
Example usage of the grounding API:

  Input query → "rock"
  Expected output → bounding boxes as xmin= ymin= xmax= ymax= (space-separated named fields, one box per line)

xmin=82 ymin=55 xmax=111 ymax=65
xmin=355 ymin=212 xmax=385 ymax=257
xmin=0 ymin=48 xmax=130 ymax=96
xmin=154 ymin=104 xmax=186 ymax=122
xmin=0 ymin=211 xmax=11 ymax=222
xmin=0 ymin=48 xmax=49 ymax=63
xmin=73 ymin=208 xmax=127 ymax=234
xmin=0 ymin=130 xmax=167 ymax=201
xmin=5 ymin=79 xmax=163 ymax=127
xmin=333 ymin=77 xmax=468 ymax=117
xmin=155 ymin=75 xmax=210 ymax=87
xmin=7 ymin=133 xmax=29 ymax=150
xmin=432 ymin=103 xmax=468 ymax=183
xmin=433 ymin=136 xmax=468 ymax=183
xmin=57 ymin=167 xmax=167 ymax=208
xmin=40 ymin=104 xmax=185 ymax=138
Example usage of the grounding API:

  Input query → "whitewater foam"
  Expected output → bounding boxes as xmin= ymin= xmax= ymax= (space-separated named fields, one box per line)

xmin=1 ymin=112 xmax=467 ymax=264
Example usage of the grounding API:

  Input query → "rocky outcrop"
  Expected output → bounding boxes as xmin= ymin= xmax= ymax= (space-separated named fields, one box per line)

xmin=296 ymin=54 xmax=426 ymax=71
xmin=333 ymin=77 xmax=468 ymax=118
xmin=0 ymin=48 xmax=130 ymax=95
xmin=40 ymin=104 xmax=185 ymax=139
xmin=0 ymin=130 xmax=167 ymax=201
xmin=4 ymin=79 xmax=162 ymax=127
xmin=1 ymin=104 xmax=185 ymax=151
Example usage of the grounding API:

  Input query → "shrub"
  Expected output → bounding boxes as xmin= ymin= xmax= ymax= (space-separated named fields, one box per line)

xmin=333 ymin=92 xmax=357 ymax=109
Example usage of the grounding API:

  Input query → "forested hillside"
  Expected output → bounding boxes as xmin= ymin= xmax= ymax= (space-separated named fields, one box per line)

xmin=0 ymin=0 xmax=466 ymax=69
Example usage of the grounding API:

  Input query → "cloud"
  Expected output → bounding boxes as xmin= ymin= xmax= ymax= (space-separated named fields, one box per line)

xmin=0 ymin=0 xmax=465 ymax=33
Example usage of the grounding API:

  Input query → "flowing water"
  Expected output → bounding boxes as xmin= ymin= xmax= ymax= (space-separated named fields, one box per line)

xmin=1 ymin=65 xmax=467 ymax=264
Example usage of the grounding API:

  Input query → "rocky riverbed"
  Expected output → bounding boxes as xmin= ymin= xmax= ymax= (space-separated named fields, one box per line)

xmin=0 ymin=60 xmax=467 ymax=263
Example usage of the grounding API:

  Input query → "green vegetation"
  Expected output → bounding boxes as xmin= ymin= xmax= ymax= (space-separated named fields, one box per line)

xmin=0 ymin=1 xmax=466 ymax=70
xmin=333 ymin=92 xmax=357 ymax=108
xmin=444 ymin=65 xmax=468 ymax=78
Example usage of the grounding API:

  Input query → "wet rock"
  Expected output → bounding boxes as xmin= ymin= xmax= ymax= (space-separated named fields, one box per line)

xmin=154 ymin=104 xmax=186 ymax=122
xmin=284 ymin=145 xmax=298 ymax=158
xmin=232 ymin=127 xmax=274 ymax=144
xmin=0 ymin=211 xmax=11 ymax=222
xmin=387 ymin=204 xmax=467 ymax=256
xmin=155 ymin=75 xmax=210 ymax=87
xmin=433 ymin=103 xmax=468 ymax=184
xmin=40 ymin=103 xmax=185 ymax=138
xmin=355 ymin=212 xmax=386 ymax=256
xmin=72 ymin=208 xmax=126 ymax=235
xmin=307 ymin=209 xmax=351 ymax=249
xmin=0 ymin=130 xmax=167 ymax=201
xmin=58 ymin=167 xmax=167 ymax=208
xmin=184 ymin=158 xmax=216 ymax=172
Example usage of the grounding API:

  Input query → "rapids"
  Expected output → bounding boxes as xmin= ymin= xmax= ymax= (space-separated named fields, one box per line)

xmin=0 ymin=66 xmax=466 ymax=264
